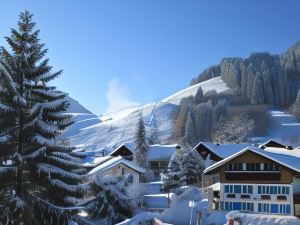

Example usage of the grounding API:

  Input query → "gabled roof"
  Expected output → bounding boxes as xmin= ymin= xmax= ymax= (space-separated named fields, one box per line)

xmin=109 ymin=142 xmax=135 ymax=157
xmin=193 ymin=142 xmax=250 ymax=159
xmin=88 ymin=156 xmax=145 ymax=175
xmin=203 ymin=146 xmax=300 ymax=175
xmin=109 ymin=142 xmax=180 ymax=161
xmin=81 ymin=156 xmax=113 ymax=168
xmin=259 ymin=139 xmax=293 ymax=149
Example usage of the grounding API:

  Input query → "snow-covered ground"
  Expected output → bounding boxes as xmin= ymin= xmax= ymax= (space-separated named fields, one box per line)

xmin=251 ymin=110 xmax=300 ymax=146
xmin=205 ymin=211 xmax=300 ymax=225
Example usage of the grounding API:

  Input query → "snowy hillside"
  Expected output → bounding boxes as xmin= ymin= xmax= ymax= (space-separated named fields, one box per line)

xmin=62 ymin=77 xmax=231 ymax=152
xmin=62 ymin=77 xmax=300 ymax=153
xmin=65 ymin=96 xmax=92 ymax=114
xmin=251 ymin=110 xmax=300 ymax=146
xmin=162 ymin=76 xmax=231 ymax=105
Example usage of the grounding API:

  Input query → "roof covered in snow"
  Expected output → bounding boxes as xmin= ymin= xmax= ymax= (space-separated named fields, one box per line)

xmin=259 ymin=139 xmax=294 ymax=149
xmin=81 ymin=156 xmax=113 ymax=168
xmin=193 ymin=142 xmax=251 ymax=159
xmin=204 ymin=146 xmax=300 ymax=175
xmin=109 ymin=142 xmax=180 ymax=161
xmin=87 ymin=156 xmax=145 ymax=175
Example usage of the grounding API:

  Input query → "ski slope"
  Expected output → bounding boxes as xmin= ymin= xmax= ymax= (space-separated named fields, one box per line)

xmin=62 ymin=77 xmax=232 ymax=152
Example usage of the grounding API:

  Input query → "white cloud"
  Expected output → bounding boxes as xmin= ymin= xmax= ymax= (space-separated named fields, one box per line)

xmin=104 ymin=78 xmax=140 ymax=114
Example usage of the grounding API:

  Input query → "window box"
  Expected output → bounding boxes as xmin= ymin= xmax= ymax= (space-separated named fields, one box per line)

xmin=227 ymin=194 xmax=235 ymax=198
xmin=241 ymin=194 xmax=250 ymax=199
xmin=277 ymin=195 xmax=287 ymax=201
xmin=261 ymin=195 xmax=271 ymax=200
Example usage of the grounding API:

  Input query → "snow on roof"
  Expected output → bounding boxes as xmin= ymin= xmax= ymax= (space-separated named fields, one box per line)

xmin=204 ymin=146 xmax=300 ymax=174
xmin=264 ymin=148 xmax=300 ymax=158
xmin=193 ymin=142 xmax=250 ymax=159
xmin=259 ymin=139 xmax=293 ymax=149
xmin=108 ymin=142 xmax=135 ymax=156
xmin=207 ymin=182 xmax=220 ymax=191
xmin=81 ymin=156 xmax=113 ymax=168
xmin=109 ymin=142 xmax=179 ymax=161
xmin=87 ymin=156 xmax=145 ymax=175
xmin=148 ymin=144 xmax=179 ymax=161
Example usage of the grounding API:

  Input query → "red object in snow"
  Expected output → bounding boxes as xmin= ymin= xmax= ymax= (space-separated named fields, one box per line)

xmin=228 ymin=219 xmax=234 ymax=225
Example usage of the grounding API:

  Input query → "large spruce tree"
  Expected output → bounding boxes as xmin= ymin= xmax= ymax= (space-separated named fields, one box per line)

xmin=0 ymin=11 xmax=86 ymax=224
xmin=134 ymin=117 xmax=150 ymax=181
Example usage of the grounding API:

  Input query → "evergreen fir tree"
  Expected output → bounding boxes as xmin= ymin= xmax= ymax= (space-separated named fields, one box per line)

xmin=0 ymin=11 xmax=86 ymax=224
xmin=194 ymin=86 xmax=204 ymax=104
xmin=184 ymin=112 xmax=196 ymax=147
xmin=161 ymin=146 xmax=203 ymax=192
xmin=251 ymin=72 xmax=264 ymax=104
xmin=85 ymin=176 xmax=134 ymax=224
xmin=134 ymin=117 xmax=149 ymax=181
xmin=293 ymin=90 xmax=300 ymax=119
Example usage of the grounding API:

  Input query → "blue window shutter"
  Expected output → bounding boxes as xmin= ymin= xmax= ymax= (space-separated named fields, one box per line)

xmin=271 ymin=204 xmax=278 ymax=213
xmin=225 ymin=185 xmax=229 ymax=193
xmin=287 ymin=205 xmax=291 ymax=214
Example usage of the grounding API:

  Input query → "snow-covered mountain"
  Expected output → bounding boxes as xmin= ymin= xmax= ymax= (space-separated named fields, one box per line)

xmin=62 ymin=77 xmax=231 ymax=152
xmin=62 ymin=76 xmax=300 ymax=152
xmin=65 ymin=96 xmax=92 ymax=114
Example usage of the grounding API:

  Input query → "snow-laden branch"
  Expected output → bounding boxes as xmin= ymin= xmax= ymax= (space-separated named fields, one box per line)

xmin=50 ymin=179 xmax=91 ymax=193
xmin=23 ymin=147 xmax=47 ymax=160
xmin=37 ymin=163 xmax=82 ymax=180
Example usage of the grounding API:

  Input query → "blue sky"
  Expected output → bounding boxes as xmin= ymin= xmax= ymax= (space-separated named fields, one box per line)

xmin=1 ymin=1 xmax=300 ymax=115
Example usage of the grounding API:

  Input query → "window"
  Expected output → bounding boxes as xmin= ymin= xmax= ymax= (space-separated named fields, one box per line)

xmin=248 ymin=185 xmax=253 ymax=194
xmin=224 ymin=185 xmax=233 ymax=193
xmin=247 ymin=203 xmax=254 ymax=211
xmin=225 ymin=185 xmax=229 ymax=193
xmin=234 ymin=185 xmax=241 ymax=194
xmin=255 ymin=163 xmax=260 ymax=171
xmin=258 ymin=186 xmax=261 ymax=194
xmin=259 ymin=203 xmax=270 ymax=213
xmin=233 ymin=202 xmax=242 ymax=210
xmin=242 ymin=163 xmax=246 ymax=171
xmin=241 ymin=202 xmax=253 ymax=211
xmin=121 ymin=168 xmax=125 ymax=175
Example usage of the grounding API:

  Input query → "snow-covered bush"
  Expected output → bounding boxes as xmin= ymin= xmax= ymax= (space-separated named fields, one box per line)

xmin=226 ymin=211 xmax=244 ymax=225
xmin=84 ymin=175 xmax=138 ymax=224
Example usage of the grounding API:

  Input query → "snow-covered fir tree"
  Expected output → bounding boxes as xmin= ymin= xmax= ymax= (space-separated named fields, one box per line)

xmin=161 ymin=145 xmax=204 ymax=191
xmin=84 ymin=175 xmax=134 ymax=224
xmin=293 ymin=89 xmax=300 ymax=119
xmin=0 ymin=11 xmax=87 ymax=224
xmin=134 ymin=117 xmax=150 ymax=181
